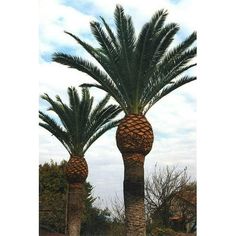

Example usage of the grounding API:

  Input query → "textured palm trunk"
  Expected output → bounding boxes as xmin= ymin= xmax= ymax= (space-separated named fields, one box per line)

xmin=64 ymin=155 xmax=88 ymax=236
xmin=66 ymin=183 xmax=85 ymax=236
xmin=123 ymin=153 xmax=146 ymax=236
xmin=116 ymin=114 xmax=154 ymax=236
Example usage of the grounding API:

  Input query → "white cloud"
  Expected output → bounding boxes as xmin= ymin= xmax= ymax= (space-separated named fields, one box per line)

xmin=39 ymin=0 xmax=96 ymax=57
xmin=39 ymin=127 xmax=67 ymax=163
xmin=38 ymin=62 xmax=106 ymax=98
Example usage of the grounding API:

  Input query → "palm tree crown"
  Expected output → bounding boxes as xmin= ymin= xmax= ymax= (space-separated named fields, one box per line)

xmin=39 ymin=86 xmax=122 ymax=156
xmin=52 ymin=5 xmax=196 ymax=115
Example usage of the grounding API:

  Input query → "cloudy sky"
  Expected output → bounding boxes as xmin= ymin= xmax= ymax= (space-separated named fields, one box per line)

xmin=39 ymin=0 xmax=197 ymax=207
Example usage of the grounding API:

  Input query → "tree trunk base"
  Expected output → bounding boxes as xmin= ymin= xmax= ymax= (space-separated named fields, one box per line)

xmin=65 ymin=183 xmax=85 ymax=236
xmin=123 ymin=153 xmax=146 ymax=236
xmin=125 ymin=197 xmax=146 ymax=236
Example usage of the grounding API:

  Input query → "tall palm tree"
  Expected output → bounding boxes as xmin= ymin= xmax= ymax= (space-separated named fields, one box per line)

xmin=39 ymin=86 xmax=121 ymax=236
xmin=52 ymin=5 xmax=196 ymax=236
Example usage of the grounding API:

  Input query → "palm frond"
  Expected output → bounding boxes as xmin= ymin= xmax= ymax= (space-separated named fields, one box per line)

xmin=143 ymin=23 xmax=180 ymax=81
xmin=80 ymin=82 xmax=128 ymax=114
xmin=135 ymin=23 xmax=180 ymax=110
xmin=141 ymin=61 xmax=196 ymax=109
xmin=52 ymin=53 xmax=127 ymax=109
xmin=40 ymin=93 xmax=74 ymax=134
xmin=64 ymin=30 xmax=119 ymax=79
xmin=158 ymin=47 xmax=197 ymax=84
xmin=90 ymin=21 xmax=119 ymax=59
xmin=89 ymin=94 xmax=111 ymax=121
xmin=85 ymin=104 xmax=122 ymax=141
xmin=159 ymin=37 xmax=197 ymax=73
xmin=140 ymin=44 xmax=196 ymax=108
xmin=39 ymin=111 xmax=72 ymax=154
xmin=64 ymin=31 xmax=101 ymax=61
xmin=64 ymin=30 xmax=127 ymax=98
xmin=100 ymin=16 xmax=120 ymax=50
xmin=167 ymin=31 xmax=196 ymax=58
xmin=114 ymin=5 xmax=136 ymax=82
xmin=144 ymin=76 xmax=196 ymax=114
xmin=89 ymin=21 xmax=132 ymax=105
xmin=67 ymin=87 xmax=80 ymax=111
xmin=77 ymin=87 xmax=93 ymax=144
xmin=83 ymin=119 xmax=121 ymax=153
xmin=133 ymin=9 xmax=168 ymax=107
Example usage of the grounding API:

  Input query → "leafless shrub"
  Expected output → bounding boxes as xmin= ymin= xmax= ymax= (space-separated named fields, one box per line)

xmin=145 ymin=165 xmax=191 ymax=228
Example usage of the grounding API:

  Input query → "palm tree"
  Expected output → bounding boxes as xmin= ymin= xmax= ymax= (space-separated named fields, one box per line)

xmin=39 ymin=86 xmax=121 ymax=236
xmin=52 ymin=5 xmax=196 ymax=235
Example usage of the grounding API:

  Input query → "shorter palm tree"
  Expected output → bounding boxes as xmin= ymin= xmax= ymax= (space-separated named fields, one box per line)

xmin=39 ymin=86 xmax=121 ymax=236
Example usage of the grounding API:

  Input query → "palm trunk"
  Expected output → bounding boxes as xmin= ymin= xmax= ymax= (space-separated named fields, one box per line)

xmin=64 ymin=155 xmax=88 ymax=236
xmin=66 ymin=183 xmax=85 ymax=236
xmin=116 ymin=114 xmax=154 ymax=236
xmin=123 ymin=153 xmax=146 ymax=236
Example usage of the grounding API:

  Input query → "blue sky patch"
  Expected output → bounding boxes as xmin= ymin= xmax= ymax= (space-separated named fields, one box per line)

xmin=60 ymin=0 xmax=98 ymax=16
xmin=40 ymin=53 xmax=52 ymax=63
xmin=40 ymin=45 xmax=83 ymax=64
xmin=169 ymin=0 xmax=182 ymax=4
xmin=183 ymin=93 xmax=196 ymax=108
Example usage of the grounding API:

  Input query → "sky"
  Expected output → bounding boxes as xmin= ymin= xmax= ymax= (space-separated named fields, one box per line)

xmin=38 ymin=0 xmax=197 ymax=208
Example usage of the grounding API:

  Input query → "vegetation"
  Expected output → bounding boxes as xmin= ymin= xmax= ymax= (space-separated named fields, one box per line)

xmin=52 ymin=4 xmax=196 ymax=235
xmin=145 ymin=166 xmax=196 ymax=234
xmin=39 ymin=161 xmax=112 ymax=235
xmin=39 ymin=162 xmax=196 ymax=235
xmin=39 ymin=160 xmax=67 ymax=233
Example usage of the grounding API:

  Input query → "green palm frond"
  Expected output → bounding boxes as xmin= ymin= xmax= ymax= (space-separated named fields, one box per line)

xmin=83 ymin=119 xmax=121 ymax=153
xmin=100 ymin=16 xmax=120 ymax=50
xmin=114 ymin=5 xmax=136 ymax=97
xmin=140 ymin=44 xmax=196 ymax=109
xmin=52 ymin=53 xmax=128 ymax=112
xmin=39 ymin=87 xmax=122 ymax=155
xmin=39 ymin=111 xmax=72 ymax=154
xmin=166 ymin=31 xmax=197 ymax=60
xmin=114 ymin=5 xmax=136 ymax=63
xmin=84 ymin=103 xmax=122 ymax=142
xmin=54 ymin=92 xmax=80 ymax=149
xmin=90 ymin=21 xmax=119 ymax=59
xmin=143 ymin=23 xmax=180 ymax=81
xmin=40 ymin=93 xmax=74 ymax=135
xmin=67 ymin=87 xmax=80 ymax=111
xmin=52 ymin=5 xmax=196 ymax=115
xmin=64 ymin=31 xmax=124 ymax=93
xmin=89 ymin=94 xmax=111 ymax=121
xmin=144 ymin=76 xmax=196 ymax=114
xmin=159 ymin=47 xmax=197 ymax=77
xmin=134 ymin=9 xmax=168 ymax=95
xmin=140 ymin=62 xmax=196 ymax=109
xmin=89 ymin=20 xmax=132 ymax=106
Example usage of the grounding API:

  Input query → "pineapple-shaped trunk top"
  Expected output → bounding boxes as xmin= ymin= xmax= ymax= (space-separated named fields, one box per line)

xmin=116 ymin=114 xmax=154 ymax=156
xmin=65 ymin=155 xmax=88 ymax=184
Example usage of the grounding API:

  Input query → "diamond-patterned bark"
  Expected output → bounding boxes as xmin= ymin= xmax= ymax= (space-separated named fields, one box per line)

xmin=116 ymin=114 xmax=154 ymax=155
xmin=65 ymin=155 xmax=88 ymax=184
xmin=123 ymin=153 xmax=145 ymax=167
